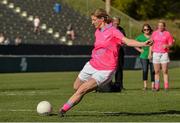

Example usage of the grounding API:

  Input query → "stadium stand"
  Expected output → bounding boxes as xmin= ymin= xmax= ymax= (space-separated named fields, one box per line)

xmin=0 ymin=0 xmax=141 ymax=72
xmin=0 ymin=0 xmax=95 ymax=45
xmin=63 ymin=0 xmax=142 ymax=39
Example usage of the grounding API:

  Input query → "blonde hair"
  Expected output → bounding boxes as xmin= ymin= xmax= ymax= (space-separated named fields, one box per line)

xmin=91 ymin=8 xmax=112 ymax=24
xmin=158 ymin=20 xmax=166 ymax=27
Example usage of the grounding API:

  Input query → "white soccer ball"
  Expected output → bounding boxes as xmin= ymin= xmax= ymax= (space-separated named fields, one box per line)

xmin=37 ymin=101 xmax=52 ymax=115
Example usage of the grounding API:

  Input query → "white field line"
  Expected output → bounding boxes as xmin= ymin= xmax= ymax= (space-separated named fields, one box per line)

xmin=0 ymin=91 xmax=180 ymax=96
xmin=0 ymin=109 xmax=34 ymax=112
xmin=0 ymin=109 xmax=97 ymax=112
xmin=0 ymin=91 xmax=71 ymax=96
xmin=0 ymin=109 xmax=98 ymax=113
xmin=0 ymin=109 xmax=100 ymax=113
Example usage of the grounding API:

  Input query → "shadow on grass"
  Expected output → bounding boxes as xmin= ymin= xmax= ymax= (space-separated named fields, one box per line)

xmin=122 ymin=87 xmax=180 ymax=91
xmin=170 ymin=87 xmax=180 ymax=90
xmin=103 ymin=110 xmax=180 ymax=116
xmin=50 ymin=110 xmax=180 ymax=117
xmin=49 ymin=113 xmax=58 ymax=116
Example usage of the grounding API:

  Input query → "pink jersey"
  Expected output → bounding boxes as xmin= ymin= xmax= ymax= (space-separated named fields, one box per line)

xmin=89 ymin=23 xmax=124 ymax=70
xmin=151 ymin=30 xmax=174 ymax=53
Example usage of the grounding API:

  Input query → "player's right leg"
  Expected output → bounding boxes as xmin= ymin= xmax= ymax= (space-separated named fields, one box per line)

xmin=68 ymin=78 xmax=97 ymax=105
xmin=73 ymin=62 xmax=95 ymax=90
xmin=58 ymin=78 xmax=97 ymax=117
xmin=58 ymin=62 xmax=95 ymax=117
xmin=73 ymin=77 xmax=84 ymax=91
xmin=153 ymin=63 xmax=160 ymax=91
xmin=58 ymin=62 xmax=115 ymax=117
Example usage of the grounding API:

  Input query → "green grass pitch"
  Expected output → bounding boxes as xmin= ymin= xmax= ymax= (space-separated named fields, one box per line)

xmin=0 ymin=68 xmax=180 ymax=122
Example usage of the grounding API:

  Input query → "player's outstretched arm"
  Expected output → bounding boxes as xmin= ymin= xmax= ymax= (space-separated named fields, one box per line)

xmin=122 ymin=37 xmax=153 ymax=47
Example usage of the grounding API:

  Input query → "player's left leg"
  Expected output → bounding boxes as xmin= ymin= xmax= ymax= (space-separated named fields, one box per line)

xmin=161 ymin=53 xmax=170 ymax=90
xmin=161 ymin=63 xmax=169 ymax=90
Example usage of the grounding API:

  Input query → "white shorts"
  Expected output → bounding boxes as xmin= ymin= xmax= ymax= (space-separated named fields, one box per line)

xmin=153 ymin=52 xmax=170 ymax=64
xmin=78 ymin=62 xmax=115 ymax=86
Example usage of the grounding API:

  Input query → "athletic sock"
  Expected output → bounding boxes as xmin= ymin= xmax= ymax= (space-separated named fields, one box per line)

xmin=60 ymin=101 xmax=73 ymax=113
xmin=164 ymin=82 xmax=169 ymax=89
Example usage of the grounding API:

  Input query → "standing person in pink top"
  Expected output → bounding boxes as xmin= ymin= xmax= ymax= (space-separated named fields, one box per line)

xmin=58 ymin=8 xmax=153 ymax=117
xmin=151 ymin=20 xmax=174 ymax=91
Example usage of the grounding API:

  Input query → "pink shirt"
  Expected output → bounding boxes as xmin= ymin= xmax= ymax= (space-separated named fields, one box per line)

xmin=89 ymin=23 xmax=124 ymax=70
xmin=151 ymin=30 xmax=174 ymax=53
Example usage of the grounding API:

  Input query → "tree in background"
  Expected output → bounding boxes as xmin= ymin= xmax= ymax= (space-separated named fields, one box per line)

xmin=111 ymin=0 xmax=180 ymax=20
xmin=105 ymin=0 xmax=111 ymax=14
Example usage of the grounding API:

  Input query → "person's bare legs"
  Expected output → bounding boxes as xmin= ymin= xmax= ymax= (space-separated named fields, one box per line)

xmin=161 ymin=63 xmax=169 ymax=90
xmin=151 ymin=82 xmax=155 ymax=90
xmin=143 ymin=80 xmax=147 ymax=90
xmin=59 ymin=78 xmax=97 ymax=117
xmin=154 ymin=63 xmax=161 ymax=91
xmin=73 ymin=77 xmax=84 ymax=91
xmin=69 ymin=78 xmax=97 ymax=104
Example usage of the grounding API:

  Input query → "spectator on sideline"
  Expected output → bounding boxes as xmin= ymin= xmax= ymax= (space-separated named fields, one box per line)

xmin=3 ymin=37 xmax=10 ymax=45
xmin=14 ymin=35 xmax=22 ymax=46
xmin=66 ymin=24 xmax=75 ymax=40
xmin=135 ymin=23 xmax=155 ymax=90
xmin=0 ymin=33 xmax=9 ymax=45
xmin=112 ymin=16 xmax=126 ymax=92
xmin=151 ymin=20 xmax=174 ymax=91
xmin=33 ymin=16 xmax=40 ymax=34
xmin=0 ymin=33 xmax=5 ymax=45
xmin=113 ymin=17 xmax=126 ymax=36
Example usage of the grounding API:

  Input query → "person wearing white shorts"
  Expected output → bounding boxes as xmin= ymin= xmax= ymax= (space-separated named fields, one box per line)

xmin=151 ymin=20 xmax=174 ymax=91
xmin=152 ymin=52 xmax=170 ymax=64
xmin=78 ymin=62 xmax=115 ymax=86
xmin=58 ymin=8 xmax=153 ymax=117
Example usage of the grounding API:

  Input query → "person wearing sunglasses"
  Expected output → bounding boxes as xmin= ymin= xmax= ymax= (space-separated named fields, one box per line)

xmin=135 ymin=23 xmax=155 ymax=90
xmin=151 ymin=20 xmax=174 ymax=91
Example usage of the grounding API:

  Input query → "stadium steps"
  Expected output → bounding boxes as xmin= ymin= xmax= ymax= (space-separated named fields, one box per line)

xmin=0 ymin=0 xmax=95 ymax=45
xmin=0 ymin=2 xmax=58 ymax=44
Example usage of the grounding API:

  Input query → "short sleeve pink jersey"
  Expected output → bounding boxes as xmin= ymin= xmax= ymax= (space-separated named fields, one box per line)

xmin=89 ymin=23 xmax=124 ymax=70
xmin=151 ymin=30 xmax=174 ymax=53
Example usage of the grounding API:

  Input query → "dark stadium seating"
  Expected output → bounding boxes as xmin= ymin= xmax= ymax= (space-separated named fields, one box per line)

xmin=0 ymin=4 xmax=56 ymax=44
xmin=0 ymin=0 xmax=95 ymax=45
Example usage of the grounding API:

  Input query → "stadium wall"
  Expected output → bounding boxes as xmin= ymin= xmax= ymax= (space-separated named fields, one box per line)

xmin=0 ymin=45 xmax=140 ymax=73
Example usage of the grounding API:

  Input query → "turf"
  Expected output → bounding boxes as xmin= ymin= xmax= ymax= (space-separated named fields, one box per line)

xmin=0 ymin=68 xmax=180 ymax=122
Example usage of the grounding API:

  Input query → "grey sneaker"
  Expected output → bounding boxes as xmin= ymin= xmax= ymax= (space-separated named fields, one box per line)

xmin=142 ymin=87 xmax=147 ymax=91
xmin=58 ymin=109 xmax=65 ymax=117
